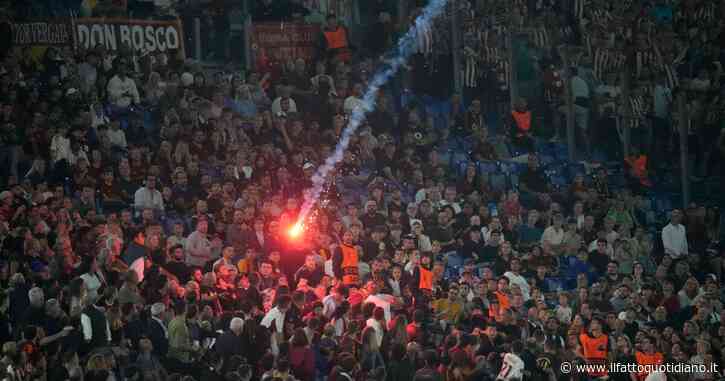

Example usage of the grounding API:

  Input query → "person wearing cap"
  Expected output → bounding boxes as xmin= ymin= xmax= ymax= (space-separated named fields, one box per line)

xmin=302 ymin=161 xmax=316 ymax=176
xmin=411 ymin=220 xmax=432 ymax=252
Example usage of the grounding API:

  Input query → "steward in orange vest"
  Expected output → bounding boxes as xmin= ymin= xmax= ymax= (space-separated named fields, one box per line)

xmin=509 ymin=98 xmax=535 ymax=152
xmin=579 ymin=318 xmax=610 ymax=379
xmin=332 ymin=230 xmax=360 ymax=286
xmin=625 ymin=146 xmax=652 ymax=188
xmin=321 ymin=15 xmax=352 ymax=63
xmin=634 ymin=336 xmax=664 ymax=381
xmin=413 ymin=253 xmax=435 ymax=309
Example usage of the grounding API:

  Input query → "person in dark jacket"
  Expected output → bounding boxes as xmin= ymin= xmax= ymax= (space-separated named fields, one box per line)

xmin=80 ymin=294 xmax=111 ymax=355
xmin=147 ymin=302 xmax=169 ymax=359
xmin=216 ymin=316 xmax=246 ymax=374
xmin=386 ymin=343 xmax=416 ymax=381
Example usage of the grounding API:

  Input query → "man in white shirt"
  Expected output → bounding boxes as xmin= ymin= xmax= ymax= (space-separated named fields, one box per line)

xmin=503 ymin=258 xmax=530 ymax=301
xmin=105 ymin=121 xmax=127 ymax=150
xmin=50 ymin=124 xmax=72 ymax=165
xmin=497 ymin=341 xmax=525 ymax=381
xmin=343 ymin=83 xmax=364 ymax=115
xmin=270 ymin=86 xmax=298 ymax=116
xmin=107 ymin=66 xmax=140 ymax=109
xmin=134 ymin=175 xmax=164 ymax=215
xmin=541 ymin=213 xmax=565 ymax=253
xmin=261 ymin=294 xmax=292 ymax=356
xmin=662 ymin=209 xmax=688 ymax=259
xmin=361 ymin=280 xmax=395 ymax=323
xmin=80 ymin=294 xmax=112 ymax=350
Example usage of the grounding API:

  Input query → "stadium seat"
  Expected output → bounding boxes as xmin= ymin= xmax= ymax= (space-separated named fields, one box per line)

xmin=489 ymin=172 xmax=509 ymax=193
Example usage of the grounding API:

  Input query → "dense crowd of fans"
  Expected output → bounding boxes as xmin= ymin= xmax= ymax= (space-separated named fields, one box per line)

xmin=0 ymin=0 xmax=725 ymax=381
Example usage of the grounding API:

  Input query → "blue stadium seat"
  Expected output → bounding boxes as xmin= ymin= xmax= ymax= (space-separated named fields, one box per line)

xmin=539 ymin=155 xmax=556 ymax=167
xmin=550 ymin=175 xmax=569 ymax=189
xmin=509 ymin=173 xmax=519 ymax=189
xmin=489 ymin=172 xmax=509 ymax=193
xmin=457 ymin=161 xmax=474 ymax=177
xmin=479 ymin=162 xmax=498 ymax=174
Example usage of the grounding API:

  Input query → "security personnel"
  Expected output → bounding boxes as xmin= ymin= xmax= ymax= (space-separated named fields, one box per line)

xmin=579 ymin=318 xmax=609 ymax=379
xmin=625 ymin=145 xmax=652 ymax=188
xmin=412 ymin=252 xmax=434 ymax=308
xmin=509 ymin=98 xmax=534 ymax=152
xmin=333 ymin=230 xmax=360 ymax=286
xmin=634 ymin=336 xmax=664 ymax=380
xmin=511 ymin=100 xmax=532 ymax=135
xmin=320 ymin=14 xmax=351 ymax=63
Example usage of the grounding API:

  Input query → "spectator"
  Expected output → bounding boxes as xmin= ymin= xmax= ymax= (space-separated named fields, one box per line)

xmin=1 ymin=1 xmax=724 ymax=380
xmin=107 ymin=65 xmax=140 ymax=110
xmin=185 ymin=218 xmax=220 ymax=268
xmin=662 ymin=209 xmax=689 ymax=259
xmin=134 ymin=175 xmax=164 ymax=215
xmin=80 ymin=293 xmax=111 ymax=352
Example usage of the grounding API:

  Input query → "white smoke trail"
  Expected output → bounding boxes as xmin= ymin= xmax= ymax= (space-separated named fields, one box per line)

xmin=294 ymin=0 xmax=450 ymax=229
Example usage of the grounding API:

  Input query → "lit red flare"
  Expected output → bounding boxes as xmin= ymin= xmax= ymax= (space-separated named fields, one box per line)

xmin=288 ymin=221 xmax=304 ymax=239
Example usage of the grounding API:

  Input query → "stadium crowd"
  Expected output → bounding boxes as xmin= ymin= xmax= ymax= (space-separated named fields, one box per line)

xmin=0 ymin=0 xmax=725 ymax=381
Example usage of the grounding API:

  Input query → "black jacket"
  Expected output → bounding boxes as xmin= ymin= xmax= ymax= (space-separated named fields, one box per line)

xmin=147 ymin=318 xmax=168 ymax=358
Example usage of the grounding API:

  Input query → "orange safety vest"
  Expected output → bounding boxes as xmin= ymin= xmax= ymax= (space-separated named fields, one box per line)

xmin=323 ymin=27 xmax=351 ymax=62
xmin=511 ymin=110 xmax=532 ymax=136
xmin=495 ymin=290 xmax=511 ymax=311
xmin=625 ymin=155 xmax=651 ymax=186
xmin=340 ymin=244 xmax=359 ymax=286
xmin=579 ymin=333 xmax=609 ymax=377
xmin=419 ymin=266 xmax=433 ymax=291
xmin=635 ymin=351 xmax=664 ymax=381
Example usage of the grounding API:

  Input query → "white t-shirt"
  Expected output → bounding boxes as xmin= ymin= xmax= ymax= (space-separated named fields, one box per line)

xmin=497 ymin=353 xmax=525 ymax=381
xmin=261 ymin=307 xmax=286 ymax=356
xmin=503 ymin=271 xmax=530 ymax=301
xmin=343 ymin=95 xmax=364 ymax=114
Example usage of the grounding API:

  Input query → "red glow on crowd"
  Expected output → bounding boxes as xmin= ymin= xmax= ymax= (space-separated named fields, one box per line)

xmin=287 ymin=221 xmax=304 ymax=240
